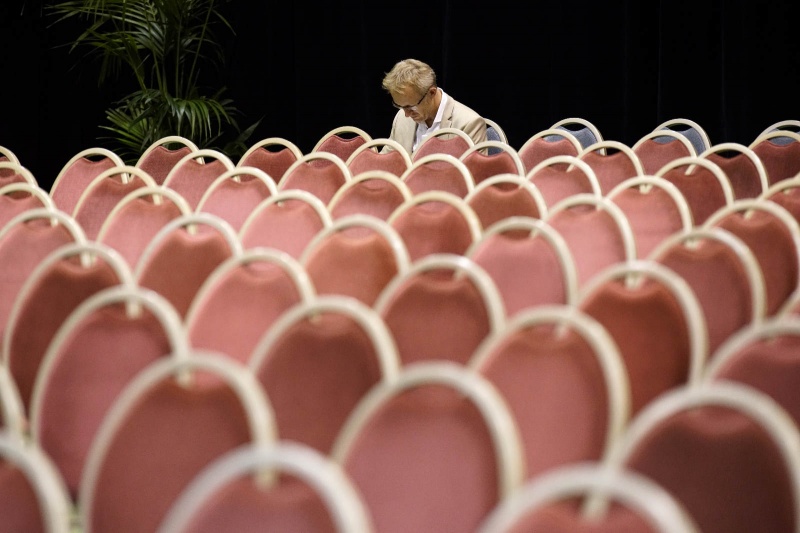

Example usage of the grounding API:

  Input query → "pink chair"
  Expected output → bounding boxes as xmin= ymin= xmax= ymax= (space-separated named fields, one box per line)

xmin=0 ymin=161 xmax=37 ymax=189
xmin=655 ymin=156 xmax=734 ymax=225
xmin=0 ymin=183 xmax=54 ymax=231
xmin=236 ymin=136 xmax=304 ymax=185
xmin=518 ymin=128 xmax=583 ymax=174
xmin=465 ymin=174 xmax=548 ymax=230
xmin=749 ymin=130 xmax=800 ymax=186
xmin=163 ymin=149 xmax=235 ymax=210
xmin=632 ymin=129 xmax=696 ymax=176
xmin=460 ymin=141 xmax=526 ymax=186
xmin=135 ymin=135 xmax=199 ymax=185
xmin=346 ymin=138 xmax=413 ymax=178
xmin=50 ymin=147 xmax=124 ymax=215
xmin=576 ymin=141 xmax=645 ymax=195
xmin=311 ymin=125 xmax=372 ymax=163
xmin=327 ymin=170 xmax=412 ymax=221
xmin=195 ymin=167 xmax=278 ymax=232
xmin=279 ymin=151 xmax=352 ymax=205
xmin=401 ymin=153 xmax=475 ymax=198
xmin=525 ymin=155 xmax=601 ymax=209
xmin=700 ymin=142 xmax=769 ymax=200
xmin=412 ymin=127 xmax=475 ymax=161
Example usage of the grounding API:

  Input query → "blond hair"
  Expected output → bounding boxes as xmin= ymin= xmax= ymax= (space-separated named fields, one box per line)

xmin=381 ymin=58 xmax=437 ymax=95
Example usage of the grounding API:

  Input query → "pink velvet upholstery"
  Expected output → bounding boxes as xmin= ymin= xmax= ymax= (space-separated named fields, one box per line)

xmin=51 ymin=156 xmax=118 ymax=215
xmin=389 ymin=198 xmax=479 ymax=262
xmin=751 ymin=138 xmax=800 ymax=185
xmin=658 ymin=163 xmax=729 ymax=225
xmin=528 ymin=163 xmax=598 ymax=209
xmin=413 ymin=134 xmax=473 ymax=161
xmin=240 ymin=195 xmax=330 ymax=259
xmin=347 ymin=149 xmax=410 ymax=178
xmin=0 ymin=189 xmax=50 ymax=230
xmin=633 ymin=137 xmax=693 ymax=176
xmin=498 ymin=500 xmax=661 ymax=533
xmin=519 ymin=136 xmax=581 ymax=174
xmin=403 ymin=158 xmax=472 ymax=198
xmin=314 ymin=134 xmax=367 ymax=163
xmin=467 ymin=181 xmax=545 ymax=230
xmin=329 ymin=176 xmax=408 ymax=221
xmin=705 ymin=151 xmax=765 ymax=199
xmin=164 ymin=158 xmax=231 ymax=210
xmin=198 ymin=174 xmax=275 ymax=231
xmin=238 ymin=145 xmax=300 ymax=184
xmin=73 ymin=173 xmax=151 ymax=239
xmin=280 ymin=160 xmax=350 ymax=204
xmin=579 ymin=150 xmax=641 ymax=194
xmin=461 ymin=150 xmax=521 ymax=186
xmin=137 ymin=145 xmax=195 ymax=185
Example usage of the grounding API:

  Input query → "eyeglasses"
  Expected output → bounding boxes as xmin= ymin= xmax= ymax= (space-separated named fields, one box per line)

xmin=392 ymin=88 xmax=431 ymax=111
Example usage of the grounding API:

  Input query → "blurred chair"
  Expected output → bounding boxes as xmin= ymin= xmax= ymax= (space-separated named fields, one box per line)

xmin=412 ymin=127 xmax=475 ymax=161
xmin=757 ymin=119 xmax=800 ymax=138
xmin=551 ymin=117 xmax=604 ymax=150
xmin=331 ymin=361 xmax=525 ymax=533
xmin=0 ymin=182 xmax=54 ymax=230
xmin=0 ymin=364 xmax=25 ymax=438
xmin=195 ymin=167 xmax=278 ymax=232
xmin=576 ymin=140 xmax=645 ymax=194
xmin=374 ymin=253 xmax=506 ymax=366
xmin=346 ymin=138 xmax=412 ymax=177
xmin=185 ymin=248 xmax=315 ymax=366
xmin=699 ymin=142 xmax=769 ymax=199
xmin=163 ymin=149 xmax=235 ymax=210
xmin=239 ymin=189 xmax=333 ymax=258
xmin=465 ymin=217 xmax=578 ymax=315
xmin=135 ymin=135 xmax=199 ymax=186
xmin=762 ymin=176 xmax=800 ymax=227
xmin=632 ymin=129 xmax=696 ymax=176
xmin=250 ymin=295 xmax=401 ymax=454
xmin=236 ymin=136 xmax=304 ymax=185
xmin=327 ymin=170 xmax=412 ymax=221
xmin=655 ymin=156 xmax=734 ymax=225
xmin=311 ymin=125 xmax=372 ymax=163
xmin=78 ymin=352 xmax=276 ymax=533
xmin=157 ymin=442 xmax=373 ymax=533
xmin=460 ymin=141 xmax=526 ymax=186
xmin=518 ymin=128 xmax=583 ymax=174
xmin=278 ymin=151 xmax=352 ymax=205
xmin=0 ymin=161 xmax=37 ymax=189
xmin=749 ymin=130 xmax=800 ymax=185
xmin=49 ymin=147 xmax=124 ymax=215
xmin=470 ymin=305 xmax=630 ymax=480
xmin=400 ymin=153 xmax=474 ymax=198
xmin=484 ymin=118 xmax=508 ymax=155
xmin=653 ymin=118 xmax=711 ymax=156
xmin=526 ymin=155 xmax=601 ymax=209
xmin=465 ymin=174 xmax=548 ymax=230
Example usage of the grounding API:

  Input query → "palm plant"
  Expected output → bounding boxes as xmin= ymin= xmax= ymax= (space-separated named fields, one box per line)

xmin=49 ymin=0 xmax=253 ymax=162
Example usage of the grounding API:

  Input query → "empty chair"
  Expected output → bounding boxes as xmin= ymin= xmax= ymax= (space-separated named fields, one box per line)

xmin=632 ymin=129 xmax=696 ymax=176
xmin=653 ymin=118 xmax=711 ymax=156
xmin=279 ymin=151 xmax=353 ymax=205
xmin=163 ymin=149 xmax=235 ymax=210
xmin=470 ymin=305 xmax=630 ymax=480
xmin=374 ymin=253 xmax=506 ymax=366
xmin=50 ymin=147 xmax=124 ymax=215
xmin=762 ymin=176 xmax=800 ymax=227
xmin=465 ymin=217 xmax=578 ymax=315
xmin=551 ymin=117 xmax=604 ymax=150
xmin=412 ymin=127 xmax=475 ymax=161
xmin=758 ymin=119 xmax=800 ymax=138
xmin=78 ymin=352 xmax=276 ymax=533
xmin=388 ymin=191 xmax=483 ymax=262
xmin=236 ymin=136 xmax=304 ymax=185
xmin=96 ymin=185 xmax=192 ymax=267
xmin=749 ymin=130 xmax=800 ymax=185
xmin=239 ymin=189 xmax=333 ymax=258
xmin=311 ymin=125 xmax=373 ymax=163
xmin=72 ymin=165 xmax=158 ymax=240
xmin=400 ymin=153 xmax=474 ymax=198
xmin=185 ymin=248 xmax=315 ymax=366
xmin=0 ymin=161 xmax=37 ymax=189
xmin=576 ymin=141 xmax=645 ymax=194
xmin=135 ymin=135 xmax=199 ymax=185
xmin=703 ymin=199 xmax=800 ymax=316
xmin=577 ymin=260 xmax=708 ymax=416
xmin=526 ymin=155 xmax=602 ymax=209
xmin=546 ymin=194 xmax=637 ymax=286
xmin=649 ymin=227 xmax=767 ymax=358
xmin=29 ymin=285 xmax=186 ymax=497
xmin=606 ymin=382 xmax=800 ymax=533
xmin=484 ymin=118 xmax=508 ymax=155
xmin=157 ymin=442 xmax=373 ymax=533
xmin=0 ymin=429 xmax=72 ymax=533
xmin=0 ymin=145 xmax=20 ymax=167
xmin=460 ymin=141 xmax=526 ymax=186
xmin=346 ymin=138 xmax=412 ymax=177
xmin=327 ymin=170 xmax=413 ymax=221
xmin=0 ymin=182 xmax=54 ymax=230
xmin=656 ymin=156 xmax=734 ymax=225
xmin=465 ymin=174 xmax=548 ymax=230
xmin=250 ymin=295 xmax=401 ymax=454
xmin=606 ymin=176 xmax=693 ymax=259
xmin=300 ymin=214 xmax=411 ymax=306
xmin=699 ymin=142 xmax=769 ymax=199
xmin=518 ymin=128 xmax=583 ymax=174
xmin=3 ymin=241 xmax=133 ymax=411
xmin=477 ymin=463 xmax=700 ymax=533
xmin=135 ymin=213 xmax=242 ymax=318
xmin=195 ymin=167 xmax=278 ymax=231
xmin=331 ymin=361 xmax=525 ymax=533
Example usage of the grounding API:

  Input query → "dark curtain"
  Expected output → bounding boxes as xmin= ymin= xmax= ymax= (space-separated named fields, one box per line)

xmin=2 ymin=0 xmax=799 ymax=190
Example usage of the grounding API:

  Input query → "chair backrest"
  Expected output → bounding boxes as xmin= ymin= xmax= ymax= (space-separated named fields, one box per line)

xmin=0 ymin=364 xmax=25 ymax=438
xmin=757 ymin=119 xmax=800 ymax=139
xmin=703 ymin=199 xmax=800 ymax=316
xmin=551 ymin=117 xmax=604 ymax=149
xmin=195 ymin=167 xmax=278 ymax=231
xmin=49 ymin=147 xmax=124 ymax=215
xmin=134 ymin=213 xmax=242 ymax=318
xmin=387 ymin=190 xmax=483 ymax=261
xmin=476 ymin=463 xmax=700 ymax=533
xmin=157 ymin=442 xmax=373 ymax=533
xmin=465 ymin=216 xmax=578 ymax=315
xmin=656 ymin=156 xmax=734 ymax=225
xmin=278 ymin=151 xmax=353 ymax=205
xmin=0 ymin=145 xmax=20 ymax=166
xmin=607 ymin=382 xmax=800 ymax=533
xmin=762 ymin=176 xmax=800 ymax=228
xmin=374 ymin=253 xmax=506 ymax=366
xmin=460 ymin=141 xmax=526 ymax=186
xmin=577 ymin=260 xmax=708 ymax=416
xmin=699 ymin=142 xmax=769 ymax=199
xmin=632 ymin=129 xmax=696 ymax=176
xmin=0 ymin=429 xmax=72 ymax=533
xmin=606 ymin=176 xmax=693 ymax=259
xmin=465 ymin=174 xmax=548 ymax=230
xmin=327 ymin=170 xmax=412 ymax=221
xmin=576 ymin=141 xmax=645 ymax=194
xmin=135 ymin=136 xmax=200 ymax=185
xmin=236 ymin=136 xmax=304 ymax=185
xmin=3 ymin=241 xmax=133 ymax=411
xmin=470 ymin=304 xmax=630 ymax=480
xmin=649 ymin=226 xmax=766 ymax=358
xmin=250 ymin=295 xmax=401 ymax=454
xmin=518 ymin=128 xmax=583 ymax=174
xmin=29 ymin=285 xmax=186 ymax=497
xmin=239 ymin=189 xmax=333 ymax=258
xmin=412 ymin=127 xmax=475 ymax=161
xmin=300 ymin=214 xmax=410 ymax=306
xmin=311 ymin=125 xmax=372 ymax=163
xmin=526 ymin=155 xmax=602 ymax=209
xmin=78 ymin=352 xmax=276 ymax=533
xmin=72 ymin=165 xmax=158 ymax=239
xmin=163 ymin=149 xmax=235 ymax=210
xmin=0 ymin=183 xmax=54 ymax=230
xmin=185 ymin=248 xmax=315 ymax=366
xmin=400 ymin=153 xmax=475 ymax=198
xmin=0 ymin=161 xmax=37 ymax=189
xmin=331 ymin=361 xmax=525 ymax=533
xmin=748 ymin=130 xmax=800 ymax=186
xmin=346 ymin=138 xmax=412 ymax=177
xmin=484 ymin=118 xmax=508 ymax=155
xmin=545 ymin=194 xmax=637 ymax=286
xmin=96 ymin=185 xmax=193 ymax=267
xmin=653 ymin=118 xmax=711 ymax=156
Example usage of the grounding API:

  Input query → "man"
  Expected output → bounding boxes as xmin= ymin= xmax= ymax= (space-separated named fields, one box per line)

xmin=381 ymin=58 xmax=487 ymax=155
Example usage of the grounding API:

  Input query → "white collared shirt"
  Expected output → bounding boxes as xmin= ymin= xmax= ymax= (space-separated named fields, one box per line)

xmin=413 ymin=88 xmax=449 ymax=152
